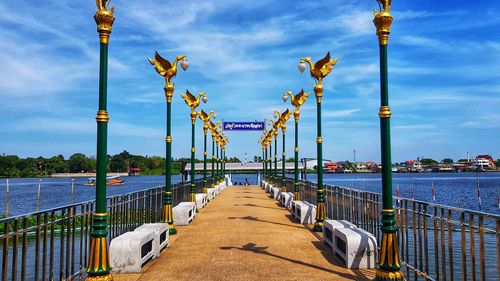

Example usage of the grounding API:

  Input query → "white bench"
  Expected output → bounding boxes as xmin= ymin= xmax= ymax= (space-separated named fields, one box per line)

xmin=323 ymin=220 xmax=356 ymax=249
xmin=292 ymin=201 xmax=316 ymax=224
xmin=110 ymin=231 xmax=155 ymax=273
xmin=333 ymin=228 xmax=377 ymax=269
xmin=265 ymin=183 xmax=272 ymax=192
xmin=195 ymin=193 xmax=208 ymax=210
xmin=271 ymin=187 xmax=281 ymax=199
xmin=280 ymin=192 xmax=294 ymax=210
xmin=135 ymin=223 xmax=169 ymax=258
xmin=206 ymin=188 xmax=216 ymax=201
xmin=214 ymin=185 xmax=221 ymax=195
xmin=173 ymin=202 xmax=196 ymax=225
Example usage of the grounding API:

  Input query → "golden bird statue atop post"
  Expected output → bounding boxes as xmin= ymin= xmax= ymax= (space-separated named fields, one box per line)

xmin=283 ymin=89 xmax=310 ymax=109
xmin=299 ymin=52 xmax=338 ymax=85
xmin=181 ymin=90 xmax=207 ymax=111
xmin=148 ymin=52 xmax=188 ymax=85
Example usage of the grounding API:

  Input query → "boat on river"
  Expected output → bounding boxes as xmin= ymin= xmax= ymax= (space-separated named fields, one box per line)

xmin=83 ymin=176 xmax=125 ymax=186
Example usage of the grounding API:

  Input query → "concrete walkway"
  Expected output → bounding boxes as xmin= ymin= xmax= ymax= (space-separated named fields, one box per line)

xmin=114 ymin=186 xmax=375 ymax=281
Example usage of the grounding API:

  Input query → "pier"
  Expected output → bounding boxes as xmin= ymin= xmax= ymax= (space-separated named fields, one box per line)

xmin=113 ymin=186 xmax=373 ymax=281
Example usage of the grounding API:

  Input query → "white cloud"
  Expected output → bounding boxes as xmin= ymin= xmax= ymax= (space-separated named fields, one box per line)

xmin=323 ymin=109 xmax=360 ymax=118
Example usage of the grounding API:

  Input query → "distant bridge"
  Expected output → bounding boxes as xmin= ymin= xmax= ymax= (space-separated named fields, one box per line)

xmin=185 ymin=162 xmax=304 ymax=171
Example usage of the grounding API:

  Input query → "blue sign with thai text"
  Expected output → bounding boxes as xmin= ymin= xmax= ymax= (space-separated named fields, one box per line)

xmin=223 ymin=122 xmax=264 ymax=131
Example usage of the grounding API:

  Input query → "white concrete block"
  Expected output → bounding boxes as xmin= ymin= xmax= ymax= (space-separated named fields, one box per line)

xmin=173 ymin=202 xmax=196 ymax=225
xmin=195 ymin=193 xmax=208 ymax=210
xmin=134 ymin=223 xmax=169 ymax=258
xmin=323 ymin=220 xmax=356 ymax=249
xmin=214 ymin=185 xmax=221 ymax=195
xmin=110 ymin=231 xmax=155 ymax=273
xmin=206 ymin=188 xmax=216 ymax=200
xmin=271 ymin=187 xmax=281 ymax=199
xmin=292 ymin=201 xmax=316 ymax=224
xmin=280 ymin=192 xmax=294 ymax=210
xmin=333 ymin=228 xmax=377 ymax=269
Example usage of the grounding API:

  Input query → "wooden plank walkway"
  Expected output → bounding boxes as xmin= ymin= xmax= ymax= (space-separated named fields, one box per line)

xmin=114 ymin=186 xmax=375 ymax=281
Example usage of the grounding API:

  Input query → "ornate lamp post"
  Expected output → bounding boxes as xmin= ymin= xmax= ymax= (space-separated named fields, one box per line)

xmin=279 ymin=109 xmax=292 ymax=192
xmin=209 ymin=121 xmax=220 ymax=188
xmin=298 ymin=52 xmax=338 ymax=232
xmin=148 ymin=51 xmax=188 ymax=235
xmin=181 ymin=90 xmax=207 ymax=202
xmin=198 ymin=110 xmax=216 ymax=193
xmin=221 ymin=136 xmax=228 ymax=182
xmin=373 ymin=1 xmax=403 ymax=280
xmin=258 ymin=131 xmax=268 ymax=184
xmin=266 ymin=125 xmax=273 ymax=184
xmin=87 ymin=1 xmax=115 ymax=279
xmin=283 ymin=89 xmax=310 ymax=200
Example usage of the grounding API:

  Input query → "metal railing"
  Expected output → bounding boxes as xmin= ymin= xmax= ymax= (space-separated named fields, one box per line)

xmin=280 ymin=177 xmax=500 ymax=281
xmin=0 ymin=179 xmax=202 ymax=281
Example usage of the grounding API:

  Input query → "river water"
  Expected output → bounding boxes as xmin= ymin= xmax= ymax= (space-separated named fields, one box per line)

xmin=1 ymin=172 xmax=499 ymax=216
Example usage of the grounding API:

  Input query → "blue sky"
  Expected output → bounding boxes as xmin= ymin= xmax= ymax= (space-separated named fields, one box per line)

xmin=0 ymin=0 xmax=499 ymax=163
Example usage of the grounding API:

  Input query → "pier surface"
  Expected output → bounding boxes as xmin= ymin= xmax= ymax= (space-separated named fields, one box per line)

xmin=114 ymin=186 xmax=375 ymax=281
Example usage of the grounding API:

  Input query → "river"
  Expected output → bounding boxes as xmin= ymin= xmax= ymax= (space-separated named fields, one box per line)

xmin=1 ymin=172 xmax=499 ymax=216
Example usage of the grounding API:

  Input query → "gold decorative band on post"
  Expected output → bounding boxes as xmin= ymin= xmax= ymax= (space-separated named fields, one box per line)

xmin=282 ymin=152 xmax=286 ymax=157
xmin=164 ymin=191 xmax=172 ymax=195
xmin=166 ymin=136 xmax=172 ymax=143
xmin=378 ymin=106 xmax=392 ymax=119
xmin=94 ymin=212 xmax=108 ymax=217
xmin=382 ymin=208 xmax=394 ymax=213
xmin=295 ymin=147 xmax=299 ymax=152
xmin=204 ymin=152 xmax=207 ymax=156
xmin=95 ymin=110 xmax=109 ymax=123
xmin=316 ymin=137 xmax=323 ymax=144
xmin=192 ymin=147 xmax=196 ymax=153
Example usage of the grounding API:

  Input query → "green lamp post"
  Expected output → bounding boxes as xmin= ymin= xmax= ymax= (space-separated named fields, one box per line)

xmin=298 ymin=52 xmax=338 ymax=232
xmin=198 ymin=110 xmax=216 ymax=193
xmin=181 ymin=90 xmax=207 ymax=202
xmin=279 ymin=109 xmax=292 ymax=192
xmin=373 ymin=1 xmax=404 ymax=280
xmin=148 ymin=50 xmax=188 ymax=236
xmin=87 ymin=1 xmax=115 ymax=279
xmin=209 ymin=121 xmax=220 ymax=188
xmin=266 ymin=128 xmax=273 ymax=183
xmin=283 ymin=89 xmax=311 ymax=200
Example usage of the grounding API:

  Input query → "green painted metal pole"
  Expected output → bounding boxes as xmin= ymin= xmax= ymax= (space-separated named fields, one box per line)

xmin=294 ymin=119 xmax=300 ymax=200
xmin=165 ymin=96 xmax=176 ymax=234
xmin=87 ymin=4 xmax=115 ymax=278
xmin=281 ymin=131 xmax=286 ymax=192
xmin=270 ymin=137 xmax=273 ymax=184
xmin=216 ymin=142 xmax=219 ymax=183
xmin=274 ymin=135 xmax=277 ymax=186
xmin=262 ymin=148 xmax=265 ymax=184
xmin=87 ymin=41 xmax=112 ymax=278
xmin=211 ymin=137 xmax=215 ymax=188
xmin=374 ymin=5 xmax=403 ymax=280
xmin=189 ymin=119 xmax=196 ymax=202
xmin=313 ymin=85 xmax=326 ymax=232
xmin=203 ymin=131 xmax=207 ymax=193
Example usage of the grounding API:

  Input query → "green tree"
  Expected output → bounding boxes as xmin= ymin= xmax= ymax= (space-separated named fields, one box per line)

xmin=68 ymin=153 xmax=92 ymax=173
xmin=441 ymin=158 xmax=454 ymax=164
xmin=420 ymin=158 xmax=438 ymax=165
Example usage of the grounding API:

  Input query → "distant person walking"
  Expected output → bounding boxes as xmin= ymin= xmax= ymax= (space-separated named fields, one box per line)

xmin=245 ymin=178 xmax=249 ymax=185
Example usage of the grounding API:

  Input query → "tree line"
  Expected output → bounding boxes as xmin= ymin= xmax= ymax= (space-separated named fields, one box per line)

xmin=0 ymin=150 xmax=241 ymax=178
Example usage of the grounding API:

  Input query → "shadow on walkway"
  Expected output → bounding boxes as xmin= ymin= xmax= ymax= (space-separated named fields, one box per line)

xmin=227 ymin=216 xmax=305 ymax=229
xmin=220 ymin=243 xmax=359 ymax=280
xmin=233 ymin=203 xmax=283 ymax=210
